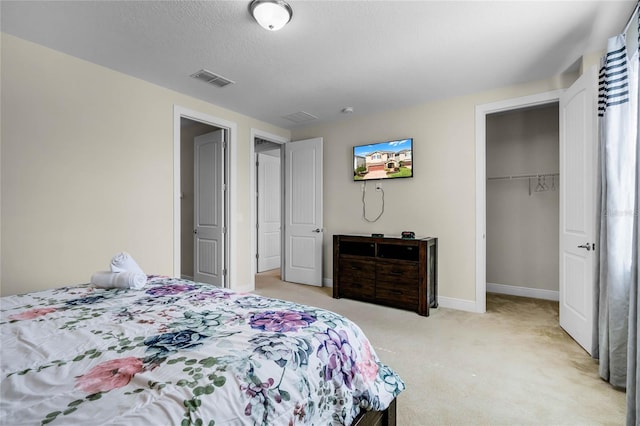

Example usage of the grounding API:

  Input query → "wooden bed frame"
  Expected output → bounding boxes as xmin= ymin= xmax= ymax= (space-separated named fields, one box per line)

xmin=352 ymin=398 xmax=397 ymax=426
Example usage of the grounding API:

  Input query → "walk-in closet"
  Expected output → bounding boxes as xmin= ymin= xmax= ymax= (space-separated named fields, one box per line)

xmin=486 ymin=103 xmax=560 ymax=300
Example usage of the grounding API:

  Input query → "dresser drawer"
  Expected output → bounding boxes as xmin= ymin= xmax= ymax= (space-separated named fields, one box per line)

xmin=376 ymin=261 xmax=418 ymax=281
xmin=340 ymin=277 xmax=375 ymax=301
xmin=375 ymin=279 xmax=418 ymax=307
xmin=376 ymin=260 xmax=419 ymax=307
xmin=340 ymin=258 xmax=375 ymax=280
xmin=338 ymin=258 xmax=376 ymax=301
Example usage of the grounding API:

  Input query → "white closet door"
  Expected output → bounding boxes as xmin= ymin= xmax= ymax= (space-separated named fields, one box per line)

xmin=559 ymin=66 xmax=597 ymax=355
xmin=283 ymin=137 xmax=323 ymax=286
xmin=193 ymin=130 xmax=225 ymax=286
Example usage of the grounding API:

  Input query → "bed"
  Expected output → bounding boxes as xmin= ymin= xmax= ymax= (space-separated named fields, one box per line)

xmin=0 ymin=276 xmax=404 ymax=425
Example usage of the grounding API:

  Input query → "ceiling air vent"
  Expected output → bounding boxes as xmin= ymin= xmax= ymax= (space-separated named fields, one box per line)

xmin=190 ymin=69 xmax=235 ymax=88
xmin=282 ymin=111 xmax=318 ymax=123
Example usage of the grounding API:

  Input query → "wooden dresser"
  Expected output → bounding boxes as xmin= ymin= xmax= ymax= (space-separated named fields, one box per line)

xmin=333 ymin=234 xmax=438 ymax=316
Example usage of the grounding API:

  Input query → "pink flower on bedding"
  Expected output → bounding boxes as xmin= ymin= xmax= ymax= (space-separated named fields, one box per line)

xmin=9 ymin=307 xmax=56 ymax=321
xmin=75 ymin=357 xmax=144 ymax=393
xmin=356 ymin=340 xmax=379 ymax=382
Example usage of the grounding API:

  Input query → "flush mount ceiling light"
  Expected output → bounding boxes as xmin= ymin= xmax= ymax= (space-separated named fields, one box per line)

xmin=250 ymin=0 xmax=292 ymax=31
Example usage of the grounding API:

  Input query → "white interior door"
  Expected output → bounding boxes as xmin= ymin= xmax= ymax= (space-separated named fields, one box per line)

xmin=283 ymin=137 xmax=323 ymax=286
xmin=194 ymin=130 xmax=225 ymax=286
xmin=257 ymin=151 xmax=281 ymax=272
xmin=559 ymin=66 xmax=597 ymax=355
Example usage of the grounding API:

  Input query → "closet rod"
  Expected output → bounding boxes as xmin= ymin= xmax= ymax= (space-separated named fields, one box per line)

xmin=487 ymin=172 xmax=559 ymax=181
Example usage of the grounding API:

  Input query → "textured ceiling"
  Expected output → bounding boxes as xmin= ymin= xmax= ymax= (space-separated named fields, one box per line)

xmin=1 ymin=1 xmax=637 ymax=130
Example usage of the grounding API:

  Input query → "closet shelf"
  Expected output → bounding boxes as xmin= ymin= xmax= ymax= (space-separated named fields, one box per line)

xmin=487 ymin=172 xmax=559 ymax=181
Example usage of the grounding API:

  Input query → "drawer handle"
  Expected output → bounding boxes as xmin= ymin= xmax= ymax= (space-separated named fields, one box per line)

xmin=350 ymin=266 xmax=362 ymax=271
xmin=390 ymin=290 xmax=403 ymax=295
xmin=390 ymin=270 xmax=403 ymax=275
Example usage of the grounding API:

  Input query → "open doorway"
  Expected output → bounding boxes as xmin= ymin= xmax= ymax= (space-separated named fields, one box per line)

xmin=475 ymin=89 xmax=564 ymax=313
xmin=180 ymin=118 xmax=225 ymax=283
xmin=174 ymin=106 xmax=237 ymax=289
xmin=250 ymin=131 xmax=288 ymax=289
xmin=255 ymin=138 xmax=282 ymax=274
xmin=476 ymin=70 xmax=598 ymax=355
xmin=250 ymin=133 xmax=325 ymax=289
xmin=485 ymin=103 xmax=560 ymax=302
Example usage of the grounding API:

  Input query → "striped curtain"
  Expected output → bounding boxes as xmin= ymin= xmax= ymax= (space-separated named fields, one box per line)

xmin=629 ymin=6 xmax=640 ymax=424
xmin=596 ymin=6 xmax=639 ymax=425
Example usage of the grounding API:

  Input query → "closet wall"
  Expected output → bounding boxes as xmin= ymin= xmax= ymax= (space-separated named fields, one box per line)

xmin=486 ymin=103 xmax=559 ymax=297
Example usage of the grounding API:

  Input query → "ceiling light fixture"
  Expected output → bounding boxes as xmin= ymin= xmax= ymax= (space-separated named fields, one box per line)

xmin=250 ymin=0 xmax=292 ymax=31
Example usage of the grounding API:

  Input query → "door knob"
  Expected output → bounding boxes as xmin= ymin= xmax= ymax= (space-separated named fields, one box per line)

xmin=193 ymin=229 xmax=198 ymax=234
xmin=312 ymin=228 xmax=322 ymax=233
xmin=577 ymin=243 xmax=592 ymax=251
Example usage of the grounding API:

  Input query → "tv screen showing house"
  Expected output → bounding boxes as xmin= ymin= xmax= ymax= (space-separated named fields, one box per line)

xmin=353 ymin=138 xmax=413 ymax=181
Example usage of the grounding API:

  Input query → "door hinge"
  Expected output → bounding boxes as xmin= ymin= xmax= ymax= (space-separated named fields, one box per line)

xmin=256 ymin=253 xmax=259 ymax=259
xmin=222 ymin=269 xmax=227 ymax=276
xmin=222 ymin=141 xmax=227 ymax=150
xmin=222 ymin=227 xmax=226 ymax=234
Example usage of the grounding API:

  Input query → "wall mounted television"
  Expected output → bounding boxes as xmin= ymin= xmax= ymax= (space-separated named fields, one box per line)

xmin=353 ymin=137 xmax=413 ymax=181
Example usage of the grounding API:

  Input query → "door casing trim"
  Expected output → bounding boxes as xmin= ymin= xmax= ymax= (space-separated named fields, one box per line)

xmin=173 ymin=105 xmax=237 ymax=288
xmin=249 ymin=129 xmax=289 ymax=291
xmin=475 ymin=89 xmax=564 ymax=313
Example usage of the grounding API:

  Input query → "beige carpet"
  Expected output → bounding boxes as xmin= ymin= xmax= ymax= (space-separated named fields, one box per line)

xmin=253 ymin=269 xmax=626 ymax=425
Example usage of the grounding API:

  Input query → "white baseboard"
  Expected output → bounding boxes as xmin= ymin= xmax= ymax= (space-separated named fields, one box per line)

xmin=487 ymin=282 xmax=559 ymax=301
xmin=437 ymin=296 xmax=479 ymax=312
xmin=323 ymin=280 xmax=558 ymax=311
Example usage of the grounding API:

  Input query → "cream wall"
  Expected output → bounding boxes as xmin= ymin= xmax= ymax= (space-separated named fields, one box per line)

xmin=292 ymin=74 xmax=577 ymax=303
xmin=0 ymin=32 xmax=586 ymax=306
xmin=0 ymin=34 xmax=290 ymax=296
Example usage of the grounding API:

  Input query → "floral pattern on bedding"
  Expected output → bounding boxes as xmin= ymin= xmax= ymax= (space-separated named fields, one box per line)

xmin=0 ymin=277 xmax=404 ymax=425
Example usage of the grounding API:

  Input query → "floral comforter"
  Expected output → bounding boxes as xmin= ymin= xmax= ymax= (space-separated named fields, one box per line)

xmin=0 ymin=276 xmax=404 ymax=425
